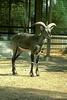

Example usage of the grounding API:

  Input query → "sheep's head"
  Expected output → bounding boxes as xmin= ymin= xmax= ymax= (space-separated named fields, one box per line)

xmin=34 ymin=22 xmax=56 ymax=38
xmin=47 ymin=23 xmax=56 ymax=33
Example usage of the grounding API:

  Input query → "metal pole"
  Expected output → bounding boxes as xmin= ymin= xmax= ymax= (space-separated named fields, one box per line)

xmin=49 ymin=0 xmax=52 ymax=23
xmin=28 ymin=0 xmax=31 ymax=33
xmin=24 ymin=0 xmax=28 ymax=32
xmin=46 ymin=0 xmax=49 ymax=24
xmin=46 ymin=0 xmax=52 ymax=61
xmin=8 ymin=0 xmax=11 ymax=39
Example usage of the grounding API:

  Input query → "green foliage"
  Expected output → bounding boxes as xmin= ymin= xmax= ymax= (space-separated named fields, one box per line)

xmin=0 ymin=0 xmax=9 ymax=26
xmin=52 ymin=0 xmax=67 ymax=28
xmin=0 ymin=0 xmax=28 ymax=32
xmin=11 ymin=3 xmax=25 ymax=26
xmin=0 ymin=0 xmax=67 ymax=33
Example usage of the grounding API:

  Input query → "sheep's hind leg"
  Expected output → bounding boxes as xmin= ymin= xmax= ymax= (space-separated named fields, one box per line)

xmin=30 ymin=53 xmax=34 ymax=77
xmin=12 ymin=48 xmax=21 ymax=75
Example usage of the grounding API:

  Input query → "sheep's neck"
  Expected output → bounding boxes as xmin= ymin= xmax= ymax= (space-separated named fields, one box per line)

xmin=38 ymin=34 xmax=45 ymax=46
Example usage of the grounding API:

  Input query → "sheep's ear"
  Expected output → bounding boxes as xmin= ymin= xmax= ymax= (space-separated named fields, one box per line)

xmin=40 ymin=26 xmax=44 ymax=31
xmin=50 ymin=26 xmax=55 ymax=30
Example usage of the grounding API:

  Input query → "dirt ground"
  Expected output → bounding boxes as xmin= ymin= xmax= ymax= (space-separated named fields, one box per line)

xmin=0 ymin=54 xmax=67 ymax=100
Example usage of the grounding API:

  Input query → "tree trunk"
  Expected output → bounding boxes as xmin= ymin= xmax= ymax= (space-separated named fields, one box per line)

xmin=35 ymin=0 xmax=43 ymax=35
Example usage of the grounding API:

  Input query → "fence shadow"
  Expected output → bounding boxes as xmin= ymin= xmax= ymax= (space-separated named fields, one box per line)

xmin=39 ymin=55 xmax=67 ymax=72
xmin=0 ymin=55 xmax=67 ymax=73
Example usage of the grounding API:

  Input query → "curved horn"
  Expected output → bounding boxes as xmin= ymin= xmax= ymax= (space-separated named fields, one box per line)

xmin=33 ymin=22 xmax=47 ymax=28
xmin=47 ymin=23 xmax=56 ymax=29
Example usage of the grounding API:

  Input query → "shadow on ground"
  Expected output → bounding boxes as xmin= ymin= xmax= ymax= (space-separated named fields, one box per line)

xmin=0 ymin=86 xmax=67 ymax=100
xmin=39 ymin=55 xmax=67 ymax=72
xmin=0 ymin=55 xmax=67 ymax=73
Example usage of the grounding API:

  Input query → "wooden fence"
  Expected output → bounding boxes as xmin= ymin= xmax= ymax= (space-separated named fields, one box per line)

xmin=51 ymin=35 xmax=67 ymax=49
xmin=42 ymin=35 xmax=67 ymax=55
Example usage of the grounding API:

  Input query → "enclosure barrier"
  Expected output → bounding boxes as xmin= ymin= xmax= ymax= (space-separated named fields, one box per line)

xmin=42 ymin=35 xmax=67 ymax=55
xmin=0 ymin=35 xmax=67 ymax=58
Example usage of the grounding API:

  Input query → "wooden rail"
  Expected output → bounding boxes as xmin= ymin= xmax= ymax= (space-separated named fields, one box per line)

xmin=51 ymin=35 xmax=67 ymax=49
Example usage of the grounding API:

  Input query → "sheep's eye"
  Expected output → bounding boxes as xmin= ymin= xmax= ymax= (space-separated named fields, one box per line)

xmin=40 ymin=26 xmax=44 ymax=31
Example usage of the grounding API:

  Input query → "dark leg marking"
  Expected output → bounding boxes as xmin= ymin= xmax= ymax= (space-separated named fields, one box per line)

xmin=30 ymin=53 xmax=34 ymax=77
xmin=35 ymin=54 xmax=39 ymax=76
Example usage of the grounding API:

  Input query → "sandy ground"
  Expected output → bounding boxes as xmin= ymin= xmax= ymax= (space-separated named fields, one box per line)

xmin=0 ymin=55 xmax=67 ymax=100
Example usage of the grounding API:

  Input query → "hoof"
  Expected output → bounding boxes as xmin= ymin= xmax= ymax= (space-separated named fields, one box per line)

xmin=36 ymin=72 xmax=39 ymax=76
xmin=36 ymin=74 xmax=39 ymax=76
xmin=12 ymin=72 xmax=17 ymax=75
xmin=30 ymin=72 xmax=34 ymax=77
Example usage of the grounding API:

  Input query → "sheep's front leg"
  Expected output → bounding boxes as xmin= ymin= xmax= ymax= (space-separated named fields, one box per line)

xmin=35 ymin=54 xmax=39 ymax=76
xmin=30 ymin=53 xmax=34 ymax=77
xmin=12 ymin=48 xmax=18 ymax=75
xmin=12 ymin=56 xmax=16 ymax=75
